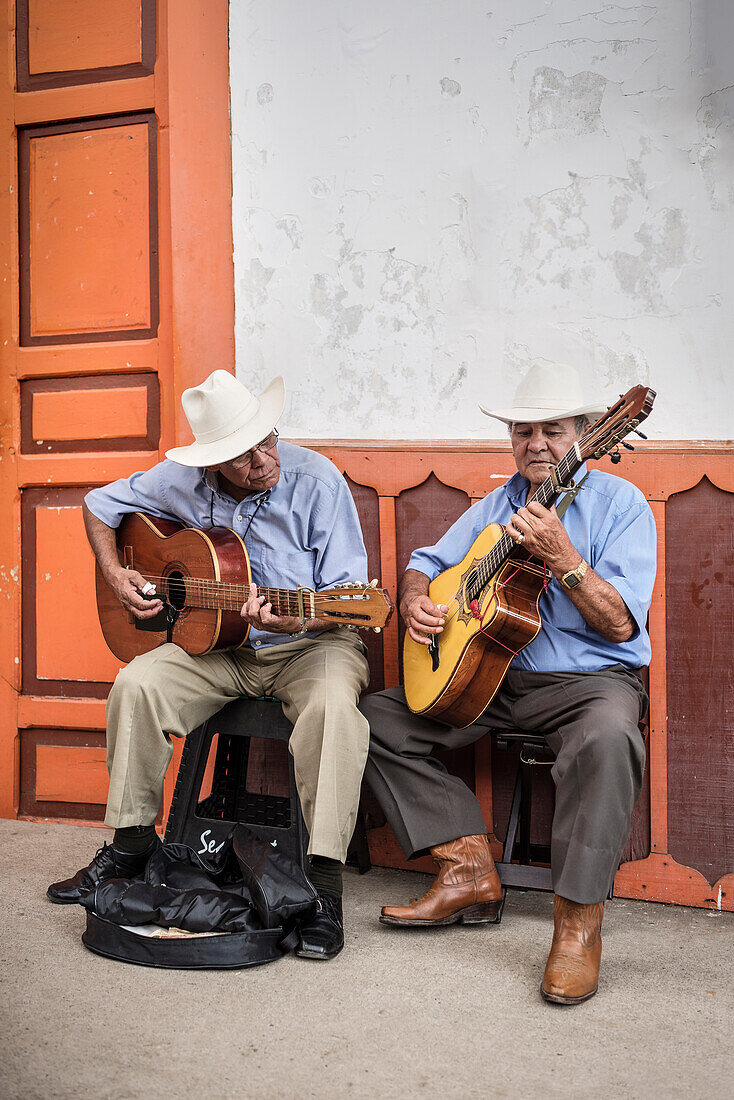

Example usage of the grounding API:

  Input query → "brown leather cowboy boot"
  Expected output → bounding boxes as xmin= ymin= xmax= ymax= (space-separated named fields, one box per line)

xmin=541 ymin=895 xmax=605 ymax=1004
xmin=380 ymin=834 xmax=503 ymax=926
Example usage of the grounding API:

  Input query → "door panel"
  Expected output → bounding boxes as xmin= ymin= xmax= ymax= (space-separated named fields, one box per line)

xmin=16 ymin=0 xmax=155 ymax=91
xmin=19 ymin=114 xmax=158 ymax=343
xmin=21 ymin=373 xmax=160 ymax=453
xmin=21 ymin=488 xmax=117 ymax=696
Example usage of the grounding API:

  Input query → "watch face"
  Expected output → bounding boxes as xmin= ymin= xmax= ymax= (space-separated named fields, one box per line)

xmin=564 ymin=572 xmax=582 ymax=589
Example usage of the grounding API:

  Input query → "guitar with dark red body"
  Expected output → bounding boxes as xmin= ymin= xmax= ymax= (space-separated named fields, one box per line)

xmin=96 ymin=512 xmax=393 ymax=663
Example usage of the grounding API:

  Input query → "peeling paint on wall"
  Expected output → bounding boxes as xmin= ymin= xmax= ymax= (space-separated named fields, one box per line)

xmin=528 ymin=67 xmax=607 ymax=137
xmin=230 ymin=0 xmax=734 ymax=439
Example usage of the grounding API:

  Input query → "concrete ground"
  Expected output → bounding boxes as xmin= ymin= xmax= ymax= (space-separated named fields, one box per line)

xmin=1 ymin=820 xmax=730 ymax=1100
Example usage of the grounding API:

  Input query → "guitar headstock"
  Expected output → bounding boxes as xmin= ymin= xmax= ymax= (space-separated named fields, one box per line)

xmin=314 ymin=584 xmax=394 ymax=632
xmin=579 ymin=385 xmax=656 ymax=463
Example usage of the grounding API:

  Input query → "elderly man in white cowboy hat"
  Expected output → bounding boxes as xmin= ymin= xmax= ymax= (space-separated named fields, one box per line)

xmin=360 ymin=361 xmax=657 ymax=1003
xmin=48 ymin=370 xmax=371 ymax=959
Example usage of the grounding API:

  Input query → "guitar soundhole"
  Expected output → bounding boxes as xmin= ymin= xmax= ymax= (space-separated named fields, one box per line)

xmin=165 ymin=570 xmax=187 ymax=610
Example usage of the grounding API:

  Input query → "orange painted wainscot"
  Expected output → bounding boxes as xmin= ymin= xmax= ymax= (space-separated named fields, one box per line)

xmin=315 ymin=440 xmax=734 ymax=914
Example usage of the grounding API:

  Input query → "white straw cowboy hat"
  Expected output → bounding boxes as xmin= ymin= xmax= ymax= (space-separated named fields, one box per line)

xmin=165 ymin=370 xmax=286 ymax=467
xmin=479 ymin=362 xmax=606 ymax=425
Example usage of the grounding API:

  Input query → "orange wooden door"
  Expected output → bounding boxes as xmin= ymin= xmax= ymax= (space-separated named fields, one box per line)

xmin=0 ymin=1 xmax=234 ymax=823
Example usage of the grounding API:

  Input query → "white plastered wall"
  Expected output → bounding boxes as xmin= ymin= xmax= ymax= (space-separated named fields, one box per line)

xmin=229 ymin=0 xmax=734 ymax=440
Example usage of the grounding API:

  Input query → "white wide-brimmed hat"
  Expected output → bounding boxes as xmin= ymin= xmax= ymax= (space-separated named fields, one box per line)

xmin=479 ymin=362 xmax=606 ymax=425
xmin=165 ymin=370 xmax=286 ymax=467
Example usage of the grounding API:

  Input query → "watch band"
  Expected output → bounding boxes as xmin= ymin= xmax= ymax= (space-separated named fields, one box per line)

xmin=289 ymin=619 xmax=309 ymax=639
xmin=560 ymin=559 xmax=588 ymax=590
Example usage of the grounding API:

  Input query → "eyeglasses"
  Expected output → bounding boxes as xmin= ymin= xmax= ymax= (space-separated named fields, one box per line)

xmin=224 ymin=429 xmax=279 ymax=471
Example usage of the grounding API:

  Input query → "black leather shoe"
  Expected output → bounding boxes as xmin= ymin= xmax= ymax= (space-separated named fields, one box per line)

xmin=295 ymin=892 xmax=344 ymax=960
xmin=47 ymin=838 xmax=160 ymax=904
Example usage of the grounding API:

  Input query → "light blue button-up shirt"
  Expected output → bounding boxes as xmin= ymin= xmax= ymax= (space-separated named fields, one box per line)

xmin=407 ymin=466 xmax=657 ymax=672
xmin=85 ymin=440 xmax=368 ymax=649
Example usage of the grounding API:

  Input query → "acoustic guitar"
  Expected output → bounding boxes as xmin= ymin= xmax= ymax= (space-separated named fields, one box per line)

xmin=96 ymin=512 xmax=394 ymax=663
xmin=403 ymin=385 xmax=656 ymax=728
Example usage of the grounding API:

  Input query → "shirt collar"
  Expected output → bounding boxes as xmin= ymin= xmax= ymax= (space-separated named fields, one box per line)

xmin=504 ymin=471 xmax=530 ymax=508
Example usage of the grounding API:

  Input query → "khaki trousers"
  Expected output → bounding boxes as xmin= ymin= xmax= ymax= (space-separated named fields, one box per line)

xmin=104 ymin=628 xmax=370 ymax=862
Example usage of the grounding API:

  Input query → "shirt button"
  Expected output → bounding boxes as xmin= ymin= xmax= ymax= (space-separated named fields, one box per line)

xmin=254 ymin=640 xmax=261 ymax=647
xmin=236 ymin=515 xmax=243 ymax=523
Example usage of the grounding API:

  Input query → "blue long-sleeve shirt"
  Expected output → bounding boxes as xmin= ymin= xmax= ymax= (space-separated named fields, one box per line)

xmin=85 ymin=441 xmax=369 ymax=650
xmin=407 ymin=466 xmax=657 ymax=672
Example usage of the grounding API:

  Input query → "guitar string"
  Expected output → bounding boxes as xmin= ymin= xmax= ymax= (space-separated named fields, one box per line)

xmin=132 ymin=573 xmax=378 ymax=615
xmin=133 ymin=573 xmax=375 ymax=600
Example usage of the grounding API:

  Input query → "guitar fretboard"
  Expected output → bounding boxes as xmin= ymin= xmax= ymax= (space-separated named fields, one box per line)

xmin=145 ymin=577 xmax=315 ymax=617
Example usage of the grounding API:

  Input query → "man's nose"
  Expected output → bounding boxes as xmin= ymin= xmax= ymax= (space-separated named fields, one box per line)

xmin=249 ymin=448 xmax=270 ymax=469
xmin=528 ymin=429 xmax=548 ymax=451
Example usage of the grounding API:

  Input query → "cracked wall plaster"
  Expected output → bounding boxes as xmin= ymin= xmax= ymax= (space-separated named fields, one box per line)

xmin=230 ymin=0 xmax=734 ymax=440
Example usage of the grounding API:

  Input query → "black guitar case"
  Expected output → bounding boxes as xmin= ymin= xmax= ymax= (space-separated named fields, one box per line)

xmin=79 ymin=825 xmax=317 ymax=969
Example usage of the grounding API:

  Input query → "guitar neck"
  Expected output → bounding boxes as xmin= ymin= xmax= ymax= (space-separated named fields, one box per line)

xmin=179 ymin=580 xmax=315 ymax=617
xmin=469 ymin=443 xmax=583 ymax=596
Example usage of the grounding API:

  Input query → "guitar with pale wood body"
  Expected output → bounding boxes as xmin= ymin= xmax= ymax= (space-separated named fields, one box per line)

xmin=403 ymin=385 xmax=656 ymax=728
xmin=96 ymin=512 xmax=393 ymax=663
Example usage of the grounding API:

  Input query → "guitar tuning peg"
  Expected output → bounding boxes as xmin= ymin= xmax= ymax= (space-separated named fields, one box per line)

xmin=633 ymin=428 xmax=648 ymax=440
xmin=621 ymin=441 xmax=634 ymax=451
xmin=373 ymin=627 xmax=381 ymax=634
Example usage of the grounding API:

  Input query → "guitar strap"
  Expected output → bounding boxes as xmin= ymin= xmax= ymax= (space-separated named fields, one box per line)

xmin=554 ymin=470 xmax=589 ymax=522
xmin=166 ymin=604 xmax=179 ymax=644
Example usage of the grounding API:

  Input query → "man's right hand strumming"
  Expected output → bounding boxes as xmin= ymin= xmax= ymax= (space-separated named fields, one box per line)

xmin=84 ymin=502 xmax=164 ymax=619
xmin=399 ymin=568 xmax=448 ymax=646
xmin=106 ymin=566 xmax=164 ymax=619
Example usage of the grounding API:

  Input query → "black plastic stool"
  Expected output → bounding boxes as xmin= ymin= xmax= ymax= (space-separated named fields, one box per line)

xmin=492 ymin=731 xmax=555 ymax=894
xmin=165 ymin=696 xmax=308 ymax=869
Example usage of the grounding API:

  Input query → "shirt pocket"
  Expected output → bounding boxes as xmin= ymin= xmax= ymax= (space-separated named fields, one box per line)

xmin=261 ymin=548 xmax=317 ymax=591
xmin=545 ymin=582 xmax=588 ymax=633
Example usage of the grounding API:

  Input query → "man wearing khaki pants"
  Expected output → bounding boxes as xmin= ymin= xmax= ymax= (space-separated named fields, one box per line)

xmin=48 ymin=370 xmax=370 ymax=960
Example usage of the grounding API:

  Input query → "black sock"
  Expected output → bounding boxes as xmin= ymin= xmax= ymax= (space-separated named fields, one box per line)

xmin=113 ymin=824 xmax=157 ymax=855
xmin=308 ymin=856 xmax=344 ymax=898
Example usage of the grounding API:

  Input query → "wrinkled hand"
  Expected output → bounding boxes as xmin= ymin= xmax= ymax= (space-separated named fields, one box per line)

xmin=402 ymin=594 xmax=448 ymax=647
xmin=240 ymin=582 xmax=303 ymax=634
xmin=505 ymin=502 xmax=576 ymax=571
xmin=108 ymin=566 xmax=163 ymax=620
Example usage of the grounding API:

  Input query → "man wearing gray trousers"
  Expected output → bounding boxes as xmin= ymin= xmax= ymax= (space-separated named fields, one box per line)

xmin=360 ymin=363 xmax=657 ymax=1004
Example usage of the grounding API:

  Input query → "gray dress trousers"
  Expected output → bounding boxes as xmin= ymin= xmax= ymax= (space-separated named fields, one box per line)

xmin=360 ymin=665 xmax=647 ymax=905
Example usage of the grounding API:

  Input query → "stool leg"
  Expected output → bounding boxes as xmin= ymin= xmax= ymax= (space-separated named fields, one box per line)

xmin=501 ymin=757 xmax=523 ymax=868
xmin=164 ymin=724 xmax=211 ymax=844
xmin=519 ymin=753 xmax=533 ymax=865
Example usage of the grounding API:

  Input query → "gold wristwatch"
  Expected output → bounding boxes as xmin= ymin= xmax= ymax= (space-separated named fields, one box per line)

xmin=560 ymin=559 xmax=588 ymax=590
